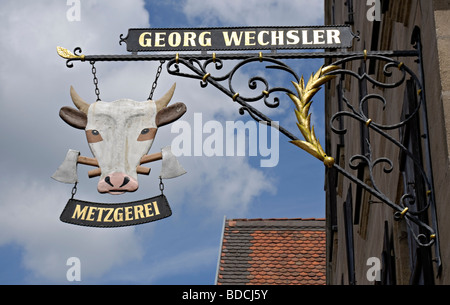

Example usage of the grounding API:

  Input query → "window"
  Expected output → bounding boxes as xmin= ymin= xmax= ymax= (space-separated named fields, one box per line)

xmin=381 ymin=221 xmax=396 ymax=284
xmin=344 ymin=186 xmax=356 ymax=284
xmin=399 ymin=78 xmax=434 ymax=284
xmin=345 ymin=0 xmax=354 ymax=25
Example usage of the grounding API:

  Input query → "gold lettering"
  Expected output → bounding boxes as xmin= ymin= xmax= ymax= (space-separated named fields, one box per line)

xmin=144 ymin=202 xmax=154 ymax=217
xmin=302 ymin=30 xmax=313 ymax=45
xmin=286 ymin=30 xmax=300 ymax=45
xmin=313 ymin=30 xmax=325 ymax=44
xmin=96 ymin=207 xmax=106 ymax=222
xmin=139 ymin=32 xmax=152 ymax=47
xmin=125 ymin=206 xmax=133 ymax=221
xmin=154 ymin=32 xmax=166 ymax=47
xmin=153 ymin=201 xmax=161 ymax=216
xmin=86 ymin=206 xmax=97 ymax=221
xmin=199 ymin=31 xmax=212 ymax=47
xmin=134 ymin=205 xmax=145 ymax=219
xmin=244 ymin=31 xmax=256 ymax=46
xmin=168 ymin=32 xmax=181 ymax=47
xmin=223 ymin=31 xmax=243 ymax=46
xmin=271 ymin=30 xmax=284 ymax=45
xmin=72 ymin=204 xmax=88 ymax=220
xmin=114 ymin=207 xmax=123 ymax=222
xmin=257 ymin=31 xmax=270 ymax=46
xmin=104 ymin=208 xmax=114 ymax=222
xmin=327 ymin=29 xmax=341 ymax=44
xmin=183 ymin=32 xmax=196 ymax=47
xmin=136 ymin=28 xmax=342 ymax=50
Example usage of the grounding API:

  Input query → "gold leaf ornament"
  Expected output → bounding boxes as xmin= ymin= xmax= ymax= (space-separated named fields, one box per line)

xmin=56 ymin=46 xmax=85 ymax=61
xmin=288 ymin=65 xmax=339 ymax=168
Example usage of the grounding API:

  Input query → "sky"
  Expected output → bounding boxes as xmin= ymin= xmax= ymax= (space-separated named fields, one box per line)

xmin=0 ymin=0 xmax=326 ymax=284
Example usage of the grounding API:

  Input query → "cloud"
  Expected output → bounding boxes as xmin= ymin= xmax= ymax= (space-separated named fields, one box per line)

xmin=139 ymin=246 xmax=219 ymax=284
xmin=0 ymin=0 xmax=149 ymax=283
xmin=0 ymin=0 xmax=284 ymax=283
xmin=0 ymin=178 xmax=143 ymax=283
xmin=170 ymin=155 xmax=277 ymax=216
xmin=182 ymin=0 xmax=323 ymax=27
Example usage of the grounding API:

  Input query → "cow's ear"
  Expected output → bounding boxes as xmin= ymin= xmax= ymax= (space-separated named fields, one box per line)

xmin=155 ymin=102 xmax=187 ymax=127
xmin=59 ymin=106 xmax=87 ymax=129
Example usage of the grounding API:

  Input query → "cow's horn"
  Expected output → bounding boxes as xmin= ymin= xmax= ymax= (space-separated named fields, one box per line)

xmin=154 ymin=83 xmax=176 ymax=112
xmin=70 ymin=86 xmax=90 ymax=114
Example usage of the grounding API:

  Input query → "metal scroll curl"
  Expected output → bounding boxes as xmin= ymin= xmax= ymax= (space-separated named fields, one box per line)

xmin=323 ymin=54 xmax=438 ymax=250
xmin=166 ymin=54 xmax=302 ymax=141
xmin=167 ymin=54 xmax=302 ymax=106
xmin=284 ymin=59 xmax=437 ymax=249
xmin=165 ymin=52 xmax=438 ymax=253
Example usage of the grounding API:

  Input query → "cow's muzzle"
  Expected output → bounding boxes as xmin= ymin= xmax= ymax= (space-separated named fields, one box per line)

xmin=97 ymin=172 xmax=139 ymax=195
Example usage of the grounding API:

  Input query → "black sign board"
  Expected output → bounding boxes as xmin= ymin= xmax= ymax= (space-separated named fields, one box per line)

xmin=120 ymin=26 xmax=355 ymax=52
xmin=60 ymin=194 xmax=172 ymax=227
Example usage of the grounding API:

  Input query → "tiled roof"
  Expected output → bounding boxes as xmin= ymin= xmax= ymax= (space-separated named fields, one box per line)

xmin=216 ymin=218 xmax=326 ymax=285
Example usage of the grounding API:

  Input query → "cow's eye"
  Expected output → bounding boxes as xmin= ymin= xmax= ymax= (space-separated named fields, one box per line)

xmin=86 ymin=129 xmax=103 ymax=143
xmin=137 ymin=127 xmax=157 ymax=141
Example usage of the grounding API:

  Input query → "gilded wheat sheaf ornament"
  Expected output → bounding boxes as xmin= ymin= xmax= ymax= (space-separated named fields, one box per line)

xmin=288 ymin=65 xmax=339 ymax=168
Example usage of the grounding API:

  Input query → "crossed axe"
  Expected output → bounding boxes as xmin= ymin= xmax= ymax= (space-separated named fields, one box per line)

xmin=52 ymin=146 xmax=186 ymax=184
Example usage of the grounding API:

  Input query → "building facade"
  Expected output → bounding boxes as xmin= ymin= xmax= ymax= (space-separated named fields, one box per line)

xmin=324 ymin=0 xmax=450 ymax=284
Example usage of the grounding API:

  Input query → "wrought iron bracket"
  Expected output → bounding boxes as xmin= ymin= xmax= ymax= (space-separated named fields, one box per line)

xmin=56 ymin=26 xmax=441 ymax=273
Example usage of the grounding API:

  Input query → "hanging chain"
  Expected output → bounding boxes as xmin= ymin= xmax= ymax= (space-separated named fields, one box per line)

xmin=148 ymin=60 xmax=165 ymax=100
xmin=90 ymin=60 xmax=164 ymax=102
xmin=71 ymin=182 xmax=78 ymax=199
xmin=90 ymin=61 xmax=101 ymax=101
xmin=159 ymin=177 xmax=165 ymax=195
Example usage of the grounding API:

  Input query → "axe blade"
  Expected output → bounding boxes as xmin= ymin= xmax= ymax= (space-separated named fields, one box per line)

xmin=51 ymin=149 xmax=80 ymax=184
xmin=160 ymin=146 xmax=186 ymax=179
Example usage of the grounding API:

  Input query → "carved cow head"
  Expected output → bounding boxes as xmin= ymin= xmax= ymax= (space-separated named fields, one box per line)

xmin=59 ymin=84 xmax=186 ymax=194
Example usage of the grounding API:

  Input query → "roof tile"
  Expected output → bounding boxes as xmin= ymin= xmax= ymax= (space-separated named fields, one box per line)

xmin=216 ymin=218 xmax=326 ymax=285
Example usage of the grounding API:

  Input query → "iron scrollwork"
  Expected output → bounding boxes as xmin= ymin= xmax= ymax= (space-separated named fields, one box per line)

xmin=56 ymin=28 xmax=440 ymax=270
xmin=166 ymin=54 xmax=303 ymax=142
xmin=165 ymin=50 xmax=439 ymax=259
xmin=327 ymin=53 xmax=437 ymax=248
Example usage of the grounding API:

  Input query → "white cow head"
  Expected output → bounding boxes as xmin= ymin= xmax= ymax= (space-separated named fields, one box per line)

xmin=59 ymin=84 xmax=186 ymax=195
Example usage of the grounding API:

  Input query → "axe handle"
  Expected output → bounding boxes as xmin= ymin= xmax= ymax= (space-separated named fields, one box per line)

xmin=88 ymin=168 xmax=101 ymax=178
xmin=80 ymin=153 xmax=161 ymax=167
xmin=137 ymin=166 xmax=151 ymax=175
xmin=87 ymin=166 xmax=151 ymax=178
xmin=140 ymin=152 xmax=163 ymax=165
xmin=78 ymin=156 xmax=99 ymax=167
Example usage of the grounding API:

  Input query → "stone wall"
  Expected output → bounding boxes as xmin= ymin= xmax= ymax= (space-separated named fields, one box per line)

xmin=324 ymin=0 xmax=450 ymax=284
